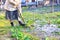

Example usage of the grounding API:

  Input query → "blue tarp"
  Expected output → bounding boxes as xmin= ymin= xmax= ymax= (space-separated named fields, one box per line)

xmin=21 ymin=2 xmax=37 ymax=7
xmin=21 ymin=0 xmax=26 ymax=2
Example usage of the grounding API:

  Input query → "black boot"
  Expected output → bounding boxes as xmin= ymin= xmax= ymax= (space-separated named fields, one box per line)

xmin=18 ymin=21 xmax=25 ymax=26
xmin=10 ymin=22 xmax=14 ymax=26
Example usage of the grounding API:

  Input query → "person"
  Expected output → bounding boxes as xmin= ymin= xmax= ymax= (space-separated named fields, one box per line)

xmin=4 ymin=0 xmax=25 ymax=26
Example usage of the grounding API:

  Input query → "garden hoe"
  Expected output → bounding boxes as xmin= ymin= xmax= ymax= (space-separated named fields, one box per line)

xmin=18 ymin=8 xmax=32 ymax=29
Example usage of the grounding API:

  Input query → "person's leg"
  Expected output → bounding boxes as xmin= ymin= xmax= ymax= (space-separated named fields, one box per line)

xmin=10 ymin=20 xmax=14 ymax=26
xmin=14 ymin=10 xmax=25 ymax=26
xmin=10 ymin=11 xmax=14 ymax=26
xmin=6 ymin=10 xmax=14 ymax=26
xmin=18 ymin=17 xmax=25 ymax=26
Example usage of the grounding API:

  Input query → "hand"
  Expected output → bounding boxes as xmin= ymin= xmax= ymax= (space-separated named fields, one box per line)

xmin=13 ymin=4 xmax=18 ymax=8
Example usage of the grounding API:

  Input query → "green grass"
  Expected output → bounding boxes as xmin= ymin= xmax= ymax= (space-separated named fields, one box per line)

xmin=46 ymin=37 xmax=58 ymax=40
xmin=22 ymin=11 xmax=60 ymax=26
xmin=11 ymin=27 xmax=40 ymax=40
xmin=0 ymin=11 xmax=60 ymax=27
xmin=0 ymin=10 xmax=60 ymax=40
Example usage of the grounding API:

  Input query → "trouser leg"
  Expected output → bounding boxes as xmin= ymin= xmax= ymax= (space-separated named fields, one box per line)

xmin=10 ymin=22 xmax=14 ymax=26
xmin=18 ymin=17 xmax=25 ymax=26
xmin=10 ymin=20 xmax=14 ymax=26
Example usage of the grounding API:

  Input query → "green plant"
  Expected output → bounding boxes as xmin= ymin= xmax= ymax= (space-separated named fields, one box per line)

xmin=46 ymin=37 xmax=58 ymax=40
xmin=56 ymin=19 xmax=60 ymax=24
xmin=54 ymin=32 xmax=60 ymax=35
xmin=11 ymin=27 xmax=39 ymax=40
xmin=58 ymin=25 xmax=60 ymax=28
